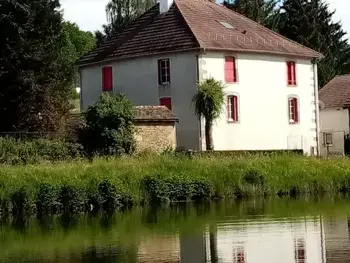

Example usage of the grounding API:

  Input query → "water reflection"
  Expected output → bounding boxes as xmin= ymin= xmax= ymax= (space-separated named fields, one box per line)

xmin=2 ymin=199 xmax=350 ymax=262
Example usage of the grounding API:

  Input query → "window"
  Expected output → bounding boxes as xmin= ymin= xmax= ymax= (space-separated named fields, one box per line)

xmin=228 ymin=95 xmax=238 ymax=122
xmin=287 ymin=61 xmax=297 ymax=86
xmin=218 ymin=21 xmax=234 ymax=29
xmin=102 ymin=66 xmax=113 ymax=91
xmin=233 ymin=244 xmax=245 ymax=263
xmin=288 ymin=97 xmax=299 ymax=124
xmin=160 ymin=97 xmax=172 ymax=111
xmin=158 ymin=59 xmax=171 ymax=85
xmin=294 ymin=238 xmax=306 ymax=263
xmin=323 ymin=132 xmax=333 ymax=146
xmin=225 ymin=56 xmax=237 ymax=83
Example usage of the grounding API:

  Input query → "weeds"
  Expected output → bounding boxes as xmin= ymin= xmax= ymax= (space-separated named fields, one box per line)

xmin=0 ymin=154 xmax=349 ymax=217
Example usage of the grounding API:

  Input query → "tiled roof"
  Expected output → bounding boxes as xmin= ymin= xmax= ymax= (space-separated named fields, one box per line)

xmin=77 ymin=0 xmax=322 ymax=66
xmin=319 ymin=75 xmax=350 ymax=108
xmin=135 ymin=106 xmax=178 ymax=122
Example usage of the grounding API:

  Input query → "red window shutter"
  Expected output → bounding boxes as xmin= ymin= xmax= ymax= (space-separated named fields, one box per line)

xmin=287 ymin=62 xmax=292 ymax=85
xmin=294 ymin=98 xmax=299 ymax=123
xmin=233 ymin=95 xmax=238 ymax=121
xmin=102 ymin=67 xmax=113 ymax=91
xmin=225 ymin=56 xmax=236 ymax=83
xmin=291 ymin=62 xmax=296 ymax=85
xmin=160 ymin=97 xmax=172 ymax=110
xmin=233 ymin=57 xmax=237 ymax=82
xmin=287 ymin=61 xmax=296 ymax=85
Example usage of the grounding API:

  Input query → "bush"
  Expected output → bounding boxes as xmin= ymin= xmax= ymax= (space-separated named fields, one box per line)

xmin=0 ymin=137 xmax=83 ymax=165
xmin=81 ymin=93 xmax=136 ymax=156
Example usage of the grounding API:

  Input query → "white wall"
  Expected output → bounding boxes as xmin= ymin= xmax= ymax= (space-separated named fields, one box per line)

xmin=206 ymin=218 xmax=324 ymax=263
xmin=199 ymin=52 xmax=318 ymax=155
xmin=80 ymin=52 xmax=200 ymax=150
xmin=319 ymin=107 xmax=349 ymax=134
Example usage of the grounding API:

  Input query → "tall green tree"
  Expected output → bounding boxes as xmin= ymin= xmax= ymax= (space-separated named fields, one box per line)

xmin=0 ymin=0 xmax=76 ymax=132
xmin=96 ymin=0 xmax=156 ymax=45
xmin=277 ymin=0 xmax=350 ymax=87
xmin=223 ymin=0 xmax=280 ymax=30
xmin=193 ymin=78 xmax=225 ymax=151
xmin=62 ymin=22 xmax=96 ymax=100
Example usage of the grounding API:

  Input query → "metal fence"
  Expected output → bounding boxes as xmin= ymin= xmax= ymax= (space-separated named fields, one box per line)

xmin=319 ymin=130 xmax=346 ymax=157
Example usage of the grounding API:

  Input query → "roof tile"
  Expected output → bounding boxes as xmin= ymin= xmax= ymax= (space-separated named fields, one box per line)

xmin=135 ymin=106 xmax=178 ymax=122
xmin=319 ymin=75 xmax=350 ymax=108
xmin=77 ymin=0 xmax=322 ymax=66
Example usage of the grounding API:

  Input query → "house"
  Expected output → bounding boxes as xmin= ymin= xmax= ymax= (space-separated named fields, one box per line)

xmin=77 ymin=0 xmax=322 ymax=155
xmin=319 ymin=75 xmax=350 ymax=156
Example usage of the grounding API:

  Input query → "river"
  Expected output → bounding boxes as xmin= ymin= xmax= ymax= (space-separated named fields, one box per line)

xmin=1 ymin=197 xmax=350 ymax=262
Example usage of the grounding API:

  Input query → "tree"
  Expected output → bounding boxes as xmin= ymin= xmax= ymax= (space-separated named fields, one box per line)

xmin=96 ymin=0 xmax=156 ymax=45
xmin=62 ymin=22 xmax=96 ymax=61
xmin=82 ymin=93 xmax=136 ymax=156
xmin=62 ymin=22 xmax=96 ymax=99
xmin=223 ymin=0 xmax=280 ymax=30
xmin=193 ymin=78 xmax=225 ymax=151
xmin=277 ymin=0 xmax=350 ymax=87
xmin=0 ymin=0 xmax=76 ymax=132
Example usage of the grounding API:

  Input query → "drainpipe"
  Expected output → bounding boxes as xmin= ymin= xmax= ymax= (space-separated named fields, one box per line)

xmin=313 ymin=60 xmax=321 ymax=156
xmin=196 ymin=54 xmax=202 ymax=151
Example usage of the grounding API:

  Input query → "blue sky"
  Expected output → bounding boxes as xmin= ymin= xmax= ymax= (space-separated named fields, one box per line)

xmin=60 ymin=0 xmax=350 ymax=39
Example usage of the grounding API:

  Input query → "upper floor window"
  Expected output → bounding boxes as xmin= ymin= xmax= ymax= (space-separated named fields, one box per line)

xmin=158 ymin=59 xmax=171 ymax=85
xmin=102 ymin=66 xmax=113 ymax=91
xmin=287 ymin=61 xmax=297 ymax=86
xmin=225 ymin=56 xmax=237 ymax=83
xmin=160 ymin=97 xmax=172 ymax=111
xmin=288 ymin=97 xmax=299 ymax=124
xmin=228 ymin=95 xmax=239 ymax=122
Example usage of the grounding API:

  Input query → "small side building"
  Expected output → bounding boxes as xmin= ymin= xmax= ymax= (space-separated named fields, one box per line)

xmin=134 ymin=106 xmax=178 ymax=153
xmin=319 ymin=75 xmax=350 ymax=156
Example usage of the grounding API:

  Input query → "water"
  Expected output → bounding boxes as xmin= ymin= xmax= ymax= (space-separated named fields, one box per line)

xmin=1 ymin=197 xmax=350 ymax=262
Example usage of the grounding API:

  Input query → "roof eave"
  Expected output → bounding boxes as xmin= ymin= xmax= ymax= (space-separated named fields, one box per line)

xmin=200 ymin=47 xmax=323 ymax=59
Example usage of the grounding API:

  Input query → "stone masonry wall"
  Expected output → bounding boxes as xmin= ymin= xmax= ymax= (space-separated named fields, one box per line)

xmin=134 ymin=122 xmax=176 ymax=153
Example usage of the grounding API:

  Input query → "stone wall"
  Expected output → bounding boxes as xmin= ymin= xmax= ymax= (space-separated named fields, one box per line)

xmin=134 ymin=121 xmax=176 ymax=153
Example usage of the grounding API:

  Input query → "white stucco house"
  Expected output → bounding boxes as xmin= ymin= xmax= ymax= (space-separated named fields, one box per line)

xmin=319 ymin=75 xmax=350 ymax=155
xmin=77 ymin=0 xmax=323 ymax=155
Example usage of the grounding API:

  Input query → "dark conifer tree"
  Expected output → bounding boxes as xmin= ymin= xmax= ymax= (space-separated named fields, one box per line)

xmin=278 ymin=0 xmax=350 ymax=87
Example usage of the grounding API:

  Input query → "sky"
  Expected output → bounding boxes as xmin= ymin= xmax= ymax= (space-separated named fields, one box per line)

xmin=60 ymin=0 xmax=350 ymax=39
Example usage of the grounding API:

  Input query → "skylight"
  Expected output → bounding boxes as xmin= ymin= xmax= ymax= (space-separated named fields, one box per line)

xmin=218 ymin=21 xmax=234 ymax=29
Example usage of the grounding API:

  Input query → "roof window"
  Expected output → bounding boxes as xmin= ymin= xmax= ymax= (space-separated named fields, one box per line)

xmin=218 ymin=21 xmax=234 ymax=29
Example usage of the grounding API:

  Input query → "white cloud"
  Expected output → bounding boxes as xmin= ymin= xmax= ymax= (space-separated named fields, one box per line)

xmin=60 ymin=0 xmax=350 ymax=39
xmin=60 ymin=0 xmax=109 ymax=32
xmin=326 ymin=0 xmax=350 ymax=38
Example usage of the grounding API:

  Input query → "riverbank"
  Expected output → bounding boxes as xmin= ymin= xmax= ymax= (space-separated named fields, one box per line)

xmin=1 ymin=154 xmax=350 ymax=216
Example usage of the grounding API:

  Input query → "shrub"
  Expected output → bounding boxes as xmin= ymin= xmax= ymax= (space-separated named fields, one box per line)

xmin=81 ymin=93 xmax=136 ymax=156
xmin=0 ymin=137 xmax=83 ymax=165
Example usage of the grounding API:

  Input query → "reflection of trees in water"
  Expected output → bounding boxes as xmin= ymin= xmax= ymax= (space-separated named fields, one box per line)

xmin=209 ymin=225 xmax=218 ymax=263
xmin=81 ymin=245 xmax=138 ymax=263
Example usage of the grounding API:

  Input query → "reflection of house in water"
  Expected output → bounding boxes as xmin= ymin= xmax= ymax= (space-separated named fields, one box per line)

xmin=323 ymin=215 xmax=350 ymax=263
xmin=136 ymin=216 xmax=350 ymax=263
xmin=202 ymin=218 xmax=325 ymax=263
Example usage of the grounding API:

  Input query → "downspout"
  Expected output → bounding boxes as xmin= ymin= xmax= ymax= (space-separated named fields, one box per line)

xmin=196 ymin=53 xmax=202 ymax=151
xmin=313 ymin=59 xmax=321 ymax=156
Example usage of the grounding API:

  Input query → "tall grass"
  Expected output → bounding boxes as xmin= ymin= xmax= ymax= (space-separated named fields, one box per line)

xmin=1 ymin=153 xmax=350 ymax=216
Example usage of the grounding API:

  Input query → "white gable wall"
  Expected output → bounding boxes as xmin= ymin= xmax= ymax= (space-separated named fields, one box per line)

xmin=199 ymin=52 xmax=318 ymax=155
xmin=80 ymin=52 xmax=201 ymax=150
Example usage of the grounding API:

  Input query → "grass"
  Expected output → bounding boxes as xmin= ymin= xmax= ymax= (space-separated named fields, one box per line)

xmin=1 ymin=153 xmax=350 ymax=216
